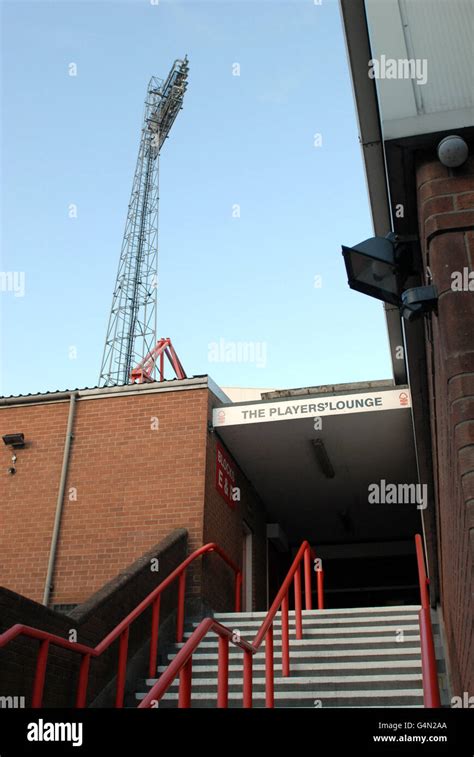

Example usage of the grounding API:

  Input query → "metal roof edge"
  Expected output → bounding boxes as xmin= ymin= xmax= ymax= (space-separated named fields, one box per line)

xmin=338 ymin=0 xmax=407 ymax=386
xmin=0 ymin=375 xmax=211 ymax=407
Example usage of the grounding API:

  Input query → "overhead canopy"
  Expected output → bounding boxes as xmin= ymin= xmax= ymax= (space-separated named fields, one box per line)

xmin=213 ymin=382 xmax=421 ymax=547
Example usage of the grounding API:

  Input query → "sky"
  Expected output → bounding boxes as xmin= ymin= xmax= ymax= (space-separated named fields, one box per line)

xmin=0 ymin=0 xmax=393 ymax=396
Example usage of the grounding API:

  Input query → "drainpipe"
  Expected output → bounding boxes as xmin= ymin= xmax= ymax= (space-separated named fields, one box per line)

xmin=42 ymin=392 xmax=77 ymax=606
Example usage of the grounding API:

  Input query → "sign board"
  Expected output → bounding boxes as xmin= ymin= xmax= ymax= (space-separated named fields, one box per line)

xmin=216 ymin=442 xmax=236 ymax=508
xmin=213 ymin=389 xmax=411 ymax=428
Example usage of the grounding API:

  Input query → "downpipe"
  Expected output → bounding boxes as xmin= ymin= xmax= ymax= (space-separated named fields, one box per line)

xmin=42 ymin=392 xmax=77 ymax=606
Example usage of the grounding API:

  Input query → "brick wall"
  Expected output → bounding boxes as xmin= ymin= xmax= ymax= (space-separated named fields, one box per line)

xmin=202 ymin=394 xmax=267 ymax=612
xmin=0 ymin=529 xmax=187 ymax=707
xmin=416 ymin=151 xmax=474 ymax=695
xmin=0 ymin=386 xmax=208 ymax=605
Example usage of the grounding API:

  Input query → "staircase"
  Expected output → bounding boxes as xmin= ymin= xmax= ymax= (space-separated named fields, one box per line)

xmin=135 ymin=605 xmax=424 ymax=708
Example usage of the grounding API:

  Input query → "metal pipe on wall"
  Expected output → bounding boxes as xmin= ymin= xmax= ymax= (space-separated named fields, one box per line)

xmin=42 ymin=392 xmax=77 ymax=606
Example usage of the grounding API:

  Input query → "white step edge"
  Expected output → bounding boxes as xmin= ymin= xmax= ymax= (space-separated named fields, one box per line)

xmin=157 ymin=659 xmax=422 ymax=674
xmin=135 ymin=689 xmax=424 ymax=701
xmin=174 ymin=635 xmax=420 ymax=649
xmin=167 ymin=647 xmax=422 ymax=660
xmin=212 ymin=606 xmax=421 ymax=619
xmin=183 ymin=625 xmax=419 ymax=638
xmin=147 ymin=673 xmax=422 ymax=688
xmin=192 ymin=615 xmax=421 ymax=628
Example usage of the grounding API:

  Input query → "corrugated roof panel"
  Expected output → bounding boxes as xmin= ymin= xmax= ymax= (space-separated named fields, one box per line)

xmin=365 ymin=0 xmax=474 ymax=139
xmin=401 ymin=0 xmax=473 ymax=115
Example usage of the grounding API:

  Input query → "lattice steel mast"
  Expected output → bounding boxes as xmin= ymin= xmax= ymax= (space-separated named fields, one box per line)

xmin=99 ymin=57 xmax=189 ymax=386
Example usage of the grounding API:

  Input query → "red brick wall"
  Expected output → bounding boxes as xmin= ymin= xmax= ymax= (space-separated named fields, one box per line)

xmin=0 ymin=387 xmax=209 ymax=605
xmin=202 ymin=394 xmax=267 ymax=612
xmin=416 ymin=152 xmax=474 ymax=695
xmin=0 ymin=529 xmax=187 ymax=707
xmin=0 ymin=401 xmax=70 ymax=603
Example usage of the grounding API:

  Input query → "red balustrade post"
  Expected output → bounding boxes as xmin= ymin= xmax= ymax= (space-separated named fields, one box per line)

xmin=115 ymin=626 xmax=130 ymax=708
xmin=243 ymin=650 xmax=253 ymax=708
xmin=217 ymin=636 xmax=229 ymax=708
xmin=75 ymin=653 xmax=91 ymax=708
xmin=179 ymin=656 xmax=193 ymax=708
xmin=265 ymin=625 xmax=274 ymax=708
xmin=304 ymin=547 xmax=312 ymax=610
xmin=415 ymin=534 xmax=441 ymax=708
xmin=32 ymin=639 xmax=50 ymax=707
xmin=294 ymin=564 xmax=303 ymax=639
xmin=177 ymin=570 xmax=186 ymax=643
xmin=149 ymin=595 xmax=161 ymax=678
xmin=317 ymin=568 xmax=324 ymax=610
xmin=281 ymin=593 xmax=290 ymax=677
xmin=419 ymin=608 xmax=441 ymax=708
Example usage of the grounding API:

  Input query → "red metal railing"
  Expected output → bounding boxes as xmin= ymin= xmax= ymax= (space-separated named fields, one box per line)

xmin=138 ymin=540 xmax=324 ymax=708
xmin=415 ymin=533 xmax=441 ymax=708
xmin=0 ymin=543 xmax=241 ymax=708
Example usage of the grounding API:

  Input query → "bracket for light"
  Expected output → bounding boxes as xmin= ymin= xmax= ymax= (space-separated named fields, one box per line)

xmin=400 ymin=286 xmax=438 ymax=321
xmin=312 ymin=439 xmax=335 ymax=479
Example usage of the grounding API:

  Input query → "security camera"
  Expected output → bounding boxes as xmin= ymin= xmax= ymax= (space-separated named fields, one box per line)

xmin=437 ymin=135 xmax=469 ymax=168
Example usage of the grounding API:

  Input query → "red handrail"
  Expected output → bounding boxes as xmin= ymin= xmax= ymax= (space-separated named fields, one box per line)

xmin=0 ymin=542 xmax=241 ymax=708
xmin=415 ymin=533 xmax=441 ymax=708
xmin=139 ymin=540 xmax=324 ymax=709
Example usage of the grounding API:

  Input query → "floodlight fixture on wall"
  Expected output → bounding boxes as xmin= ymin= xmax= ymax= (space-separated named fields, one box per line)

xmin=341 ymin=233 xmax=437 ymax=321
xmin=2 ymin=433 xmax=25 ymax=449
xmin=342 ymin=233 xmax=409 ymax=306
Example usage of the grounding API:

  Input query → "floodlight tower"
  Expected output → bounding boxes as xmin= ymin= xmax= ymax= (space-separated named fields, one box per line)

xmin=99 ymin=57 xmax=189 ymax=386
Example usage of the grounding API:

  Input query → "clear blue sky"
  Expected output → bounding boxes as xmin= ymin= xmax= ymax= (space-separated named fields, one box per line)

xmin=0 ymin=0 xmax=393 ymax=396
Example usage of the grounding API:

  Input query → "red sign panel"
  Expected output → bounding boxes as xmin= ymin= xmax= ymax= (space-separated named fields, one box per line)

xmin=216 ymin=442 xmax=236 ymax=509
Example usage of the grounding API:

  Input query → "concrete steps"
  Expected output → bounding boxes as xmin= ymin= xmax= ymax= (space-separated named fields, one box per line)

xmin=134 ymin=605 xmax=424 ymax=708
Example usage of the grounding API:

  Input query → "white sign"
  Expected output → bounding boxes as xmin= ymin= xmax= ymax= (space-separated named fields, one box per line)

xmin=213 ymin=389 xmax=411 ymax=428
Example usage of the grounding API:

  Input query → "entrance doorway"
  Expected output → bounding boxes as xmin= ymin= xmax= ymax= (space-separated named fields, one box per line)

xmin=242 ymin=522 xmax=253 ymax=611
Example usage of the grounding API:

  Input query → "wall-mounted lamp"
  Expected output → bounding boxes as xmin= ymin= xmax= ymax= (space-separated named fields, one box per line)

xmin=3 ymin=433 xmax=26 ymax=475
xmin=342 ymin=233 xmax=411 ymax=306
xmin=3 ymin=433 xmax=25 ymax=449
xmin=341 ymin=233 xmax=438 ymax=321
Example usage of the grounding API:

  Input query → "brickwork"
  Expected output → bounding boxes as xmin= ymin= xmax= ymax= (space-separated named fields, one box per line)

xmin=416 ymin=152 xmax=474 ymax=695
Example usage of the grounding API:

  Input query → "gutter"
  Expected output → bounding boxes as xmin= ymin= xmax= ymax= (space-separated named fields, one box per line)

xmin=338 ymin=0 xmax=407 ymax=386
